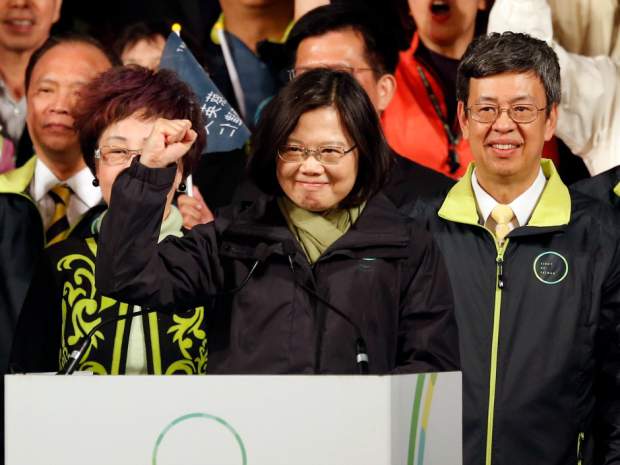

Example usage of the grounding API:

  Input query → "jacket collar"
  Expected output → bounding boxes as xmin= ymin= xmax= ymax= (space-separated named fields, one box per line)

xmin=210 ymin=13 xmax=294 ymax=45
xmin=222 ymin=194 xmax=411 ymax=260
xmin=325 ymin=193 xmax=410 ymax=252
xmin=0 ymin=155 xmax=36 ymax=194
xmin=438 ymin=158 xmax=571 ymax=227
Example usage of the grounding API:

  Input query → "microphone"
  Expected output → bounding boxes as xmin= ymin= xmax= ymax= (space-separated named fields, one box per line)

xmin=281 ymin=241 xmax=370 ymax=374
xmin=57 ymin=307 xmax=154 ymax=375
xmin=58 ymin=244 xmax=272 ymax=375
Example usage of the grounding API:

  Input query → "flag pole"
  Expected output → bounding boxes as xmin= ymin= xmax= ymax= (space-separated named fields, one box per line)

xmin=171 ymin=22 xmax=194 ymax=198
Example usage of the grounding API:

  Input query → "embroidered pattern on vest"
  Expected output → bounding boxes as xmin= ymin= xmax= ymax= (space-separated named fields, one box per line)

xmin=57 ymin=239 xmax=208 ymax=374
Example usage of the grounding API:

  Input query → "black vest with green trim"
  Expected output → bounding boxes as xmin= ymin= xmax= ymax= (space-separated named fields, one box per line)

xmin=34 ymin=235 xmax=207 ymax=374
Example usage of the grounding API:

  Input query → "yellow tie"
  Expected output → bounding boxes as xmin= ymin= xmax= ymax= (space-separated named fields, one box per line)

xmin=490 ymin=204 xmax=515 ymax=244
xmin=46 ymin=184 xmax=72 ymax=246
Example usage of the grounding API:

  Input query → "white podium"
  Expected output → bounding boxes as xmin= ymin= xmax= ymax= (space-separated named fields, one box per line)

xmin=5 ymin=371 xmax=461 ymax=465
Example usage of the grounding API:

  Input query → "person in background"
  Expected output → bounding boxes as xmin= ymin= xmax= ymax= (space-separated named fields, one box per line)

xmin=382 ymin=0 xmax=488 ymax=179
xmin=489 ymin=0 xmax=620 ymax=177
xmin=208 ymin=0 xmax=293 ymax=125
xmin=0 ymin=0 xmax=62 ymax=170
xmin=0 ymin=34 xmax=114 ymax=378
xmin=114 ymin=20 xmax=169 ymax=70
xmin=0 ymin=113 xmax=15 ymax=173
xmin=408 ymin=32 xmax=620 ymax=465
xmin=96 ymin=69 xmax=460 ymax=375
xmin=546 ymin=0 xmax=619 ymax=61
xmin=113 ymin=20 xmax=208 ymax=72
xmin=10 ymin=66 xmax=208 ymax=375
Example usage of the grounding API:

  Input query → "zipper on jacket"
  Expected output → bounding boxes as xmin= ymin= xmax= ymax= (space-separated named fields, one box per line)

xmin=577 ymin=431 xmax=585 ymax=465
xmin=496 ymin=256 xmax=505 ymax=289
xmin=485 ymin=238 xmax=509 ymax=465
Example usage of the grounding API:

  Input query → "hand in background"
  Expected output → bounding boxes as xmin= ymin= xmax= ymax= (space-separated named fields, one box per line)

xmin=178 ymin=186 xmax=214 ymax=229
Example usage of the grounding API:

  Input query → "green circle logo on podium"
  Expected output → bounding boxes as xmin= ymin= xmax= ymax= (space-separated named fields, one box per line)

xmin=152 ymin=413 xmax=247 ymax=465
xmin=533 ymin=251 xmax=568 ymax=285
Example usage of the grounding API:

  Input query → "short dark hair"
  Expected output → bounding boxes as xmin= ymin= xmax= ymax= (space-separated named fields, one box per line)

xmin=456 ymin=32 xmax=561 ymax=111
xmin=74 ymin=66 xmax=206 ymax=179
xmin=113 ymin=20 xmax=170 ymax=58
xmin=286 ymin=4 xmax=400 ymax=75
xmin=25 ymin=33 xmax=120 ymax=92
xmin=248 ymin=68 xmax=392 ymax=208
xmin=113 ymin=20 xmax=208 ymax=69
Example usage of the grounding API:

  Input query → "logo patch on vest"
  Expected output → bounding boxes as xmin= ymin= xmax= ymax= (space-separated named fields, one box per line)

xmin=533 ymin=251 xmax=568 ymax=285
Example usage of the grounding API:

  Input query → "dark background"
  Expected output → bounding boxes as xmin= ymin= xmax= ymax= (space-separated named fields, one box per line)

xmin=51 ymin=0 xmax=413 ymax=52
xmin=53 ymin=0 xmax=223 ymax=50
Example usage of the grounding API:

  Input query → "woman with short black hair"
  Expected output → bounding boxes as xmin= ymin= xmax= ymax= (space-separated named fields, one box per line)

xmin=96 ymin=68 xmax=460 ymax=374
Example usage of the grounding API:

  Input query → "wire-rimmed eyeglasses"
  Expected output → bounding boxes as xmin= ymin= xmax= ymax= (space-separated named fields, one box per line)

xmin=277 ymin=143 xmax=356 ymax=165
xmin=94 ymin=146 xmax=142 ymax=166
xmin=466 ymin=103 xmax=549 ymax=124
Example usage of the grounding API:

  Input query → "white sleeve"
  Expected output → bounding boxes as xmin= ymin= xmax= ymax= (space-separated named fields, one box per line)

xmin=489 ymin=0 xmax=620 ymax=174
xmin=487 ymin=0 xmax=553 ymax=44
xmin=552 ymin=47 xmax=619 ymax=171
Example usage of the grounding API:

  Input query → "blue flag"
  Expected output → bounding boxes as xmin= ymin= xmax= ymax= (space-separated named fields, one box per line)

xmin=159 ymin=32 xmax=251 ymax=154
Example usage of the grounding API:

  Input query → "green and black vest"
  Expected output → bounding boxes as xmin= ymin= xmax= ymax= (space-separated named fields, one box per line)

xmin=54 ymin=235 xmax=208 ymax=374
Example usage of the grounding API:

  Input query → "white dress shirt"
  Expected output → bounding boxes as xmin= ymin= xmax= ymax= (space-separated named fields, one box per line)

xmin=29 ymin=158 xmax=102 ymax=229
xmin=471 ymin=167 xmax=547 ymax=231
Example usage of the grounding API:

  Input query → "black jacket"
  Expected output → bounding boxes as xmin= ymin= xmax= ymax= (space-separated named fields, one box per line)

xmin=571 ymin=165 xmax=620 ymax=209
xmin=408 ymin=161 xmax=620 ymax=465
xmin=387 ymin=150 xmax=455 ymax=207
xmin=96 ymin=160 xmax=460 ymax=374
xmin=0 ymin=157 xmax=104 ymax=374
xmin=0 ymin=193 xmax=42 ymax=373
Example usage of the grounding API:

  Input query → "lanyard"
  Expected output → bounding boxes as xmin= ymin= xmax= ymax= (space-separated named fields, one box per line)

xmin=417 ymin=65 xmax=460 ymax=174
xmin=218 ymin=28 xmax=247 ymax=120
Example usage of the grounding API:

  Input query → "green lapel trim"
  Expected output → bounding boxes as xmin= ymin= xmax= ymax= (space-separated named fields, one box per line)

xmin=210 ymin=13 xmax=294 ymax=45
xmin=0 ymin=155 xmax=36 ymax=194
xmin=437 ymin=163 xmax=480 ymax=226
xmin=613 ymin=182 xmax=620 ymax=198
xmin=527 ymin=159 xmax=571 ymax=226
xmin=438 ymin=159 xmax=570 ymax=227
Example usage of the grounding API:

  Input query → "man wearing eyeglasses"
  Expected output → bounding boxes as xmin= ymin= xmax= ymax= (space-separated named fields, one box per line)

xmin=409 ymin=31 xmax=620 ymax=465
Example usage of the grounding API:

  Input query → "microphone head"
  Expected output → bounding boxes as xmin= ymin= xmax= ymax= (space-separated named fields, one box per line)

xmin=281 ymin=240 xmax=297 ymax=257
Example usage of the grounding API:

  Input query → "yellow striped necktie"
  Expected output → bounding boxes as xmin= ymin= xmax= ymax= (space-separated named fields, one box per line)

xmin=490 ymin=204 xmax=515 ymax=244
xmin=46 ymin=184 xmax=72 ymax=246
